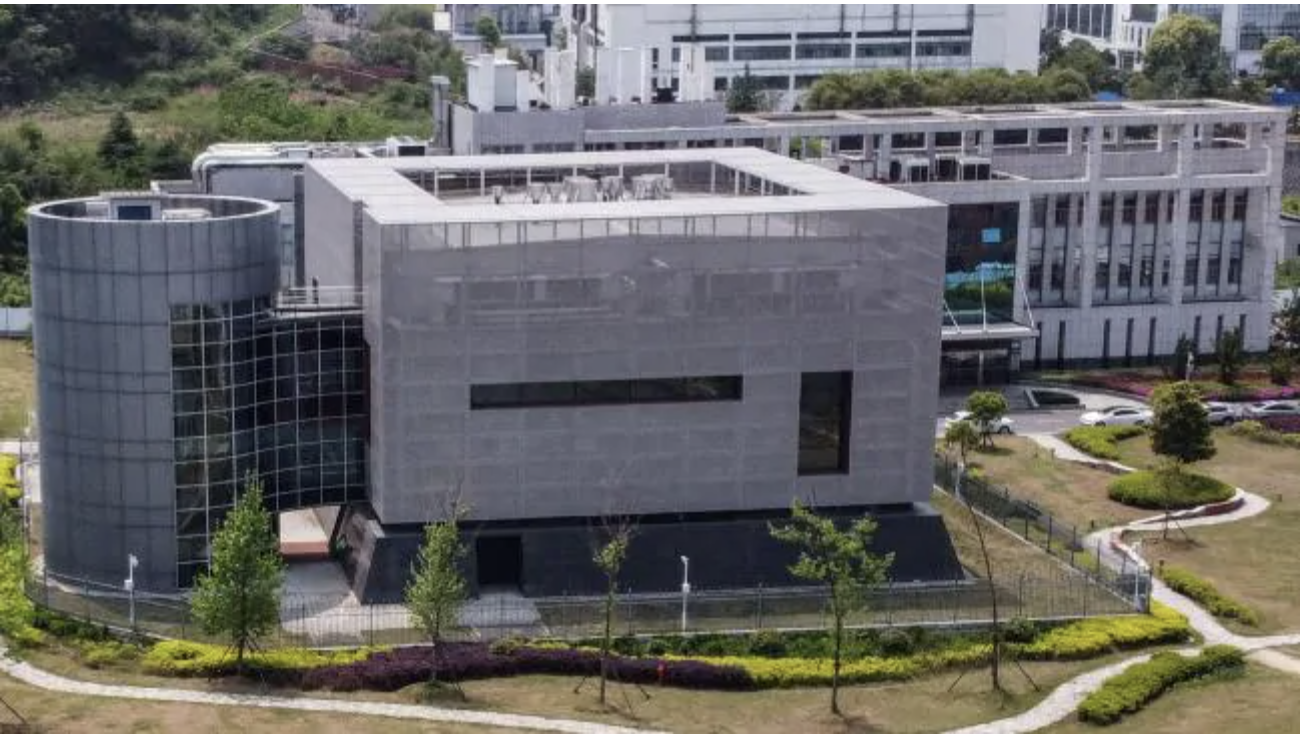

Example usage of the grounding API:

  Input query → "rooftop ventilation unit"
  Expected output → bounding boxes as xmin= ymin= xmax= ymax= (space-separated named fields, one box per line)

xmin=84 ymin=200 xmax=110 ymax=219
xmin=630 ymin=173 xmax=674 ymax=200
xmin=563 ymin=176 xmax=598 ymax=203
xmin=526 ymin=182 xmax=546 ymax=203
xmin=599 ymin=175 xmax=624 ymax=201
xmin=387 ymin=136 xmax=428 ymax=157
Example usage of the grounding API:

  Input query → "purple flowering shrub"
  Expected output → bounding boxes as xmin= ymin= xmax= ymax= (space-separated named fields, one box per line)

xmin=299 ymin=643 xmax=755 ymax=692
xmin=1063 ymin=371 xmax=1300 ymax=402
xmin=1261 ymin=415 xmax=1300 ymax=434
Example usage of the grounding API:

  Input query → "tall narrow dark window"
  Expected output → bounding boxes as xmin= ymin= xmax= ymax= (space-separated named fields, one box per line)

xmin=798 ymin=372 xmax=852 ymax=475
xmin=1056 ymin=321 xmax=1067 ymax=370
xmin=1101 ymin=319 xmax=1111 ymax=367
xmin=1124 ymin=318 xmax=1135 ymax=367
xmin=1148 ymin=317 xmax=1158 ymax=365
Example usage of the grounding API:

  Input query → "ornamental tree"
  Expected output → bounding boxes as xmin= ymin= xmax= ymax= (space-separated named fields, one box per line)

xmin=405 ymin=503 xmax=468 ymax=687
xmin=191 ymin=477 xmax=284 ymax=672
xmin=770 ymin=501 xmax=893 ymax=715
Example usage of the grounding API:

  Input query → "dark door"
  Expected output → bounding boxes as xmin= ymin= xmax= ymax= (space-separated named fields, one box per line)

xmin=476 ymin=535 xmax=523 ymax=589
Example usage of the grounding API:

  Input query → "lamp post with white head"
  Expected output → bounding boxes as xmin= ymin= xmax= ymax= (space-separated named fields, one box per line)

xmin=680 ymin=555 xmax=691 ymax=634
xmin=125 ymin=554 xmax=139 ymax=630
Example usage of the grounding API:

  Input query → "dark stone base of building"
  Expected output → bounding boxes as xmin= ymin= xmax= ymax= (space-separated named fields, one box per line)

xmin=338 ymin=503 xmax=964 ymax=604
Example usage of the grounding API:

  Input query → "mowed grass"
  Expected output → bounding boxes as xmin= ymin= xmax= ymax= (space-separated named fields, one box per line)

xmin=7 ymin=652 xmax=1127 ymax=734
xmin=1114 ymin=431 xmax=1300 ymax=634
xmin=964 ymin=437 xmax=1150 ymax=529
xmin=1041 ymin=663 xmax=1300 ymax=734
xmin=0 ymin=339 xmax=34 ymax=438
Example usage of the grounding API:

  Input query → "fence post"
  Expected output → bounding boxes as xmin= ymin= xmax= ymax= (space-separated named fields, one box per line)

xmin=368 ymin=602 xmax=375 ymax=647
xmin=756 ymin=583 xmax=764 ymax=630
xmin=1045 ymin=515 xmax=1053 ymax=552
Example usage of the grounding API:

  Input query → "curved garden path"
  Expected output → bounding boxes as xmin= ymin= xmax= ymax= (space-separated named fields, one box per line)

xmin=939 ymin=435 xmax=1300 ymax=733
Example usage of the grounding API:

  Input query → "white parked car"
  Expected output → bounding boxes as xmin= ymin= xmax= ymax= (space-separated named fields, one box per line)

xmin=1243 ymin=401 xmax=1300 ymax=419
xmin=945 ymin=410 xmax=1014 ymax=435
xmin=1078 ymin=405 xmax=1153 ymax=427
xmin=1202 ymin=401 xmax=1241 ymax=426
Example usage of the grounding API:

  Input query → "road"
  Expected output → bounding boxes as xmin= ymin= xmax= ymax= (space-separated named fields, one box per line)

xmin=934 ymin=385 xmax=1150 ymax=438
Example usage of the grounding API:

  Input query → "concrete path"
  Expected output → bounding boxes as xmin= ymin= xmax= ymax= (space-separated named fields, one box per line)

xmin=1022 ymin=433 xmax=1115 ymax=466
xmin=0 ymin=644 xmax=665 ymax=734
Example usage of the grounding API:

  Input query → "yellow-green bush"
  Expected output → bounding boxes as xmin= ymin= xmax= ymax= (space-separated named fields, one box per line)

xmin=681 ymin=642 xmax=993 ymax=688
xmin=1062 ymin=425 xmax=1145 ymax=460
xmin=1016 ymin=602 xmax=1191 ymax=660
xmin=1077 ymin=645 xmax=1244 ymax=725
xmin=142 ymin=639 xmax=378 ymax=677
xmin=1159 ymin=565 xmax=1258 ymax=626
xmin=77 ymin=639 xmax=142 ymax=669
xmin=0 ymin=456 xmax=19 ymax=504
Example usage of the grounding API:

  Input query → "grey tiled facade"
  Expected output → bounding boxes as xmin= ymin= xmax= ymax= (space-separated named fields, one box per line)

xmin=31 ymin=151 xmax=964 ymax=599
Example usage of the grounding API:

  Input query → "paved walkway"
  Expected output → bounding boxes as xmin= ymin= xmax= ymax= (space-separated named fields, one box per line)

xmin=0 ymin=643 xmax=664 ymax=734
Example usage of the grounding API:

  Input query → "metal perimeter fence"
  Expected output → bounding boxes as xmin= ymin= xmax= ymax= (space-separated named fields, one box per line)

xmin=28 ymin=564 xmax=1143 ymax=649
xmin=934 ymin=453 xmax=1152 ymax=612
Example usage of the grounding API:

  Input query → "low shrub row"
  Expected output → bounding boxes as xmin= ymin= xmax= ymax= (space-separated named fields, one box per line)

xmin=1107 ymin=470 xmax=1234 ymax=510
xmin=567 ymin=626 xmax=970 ymax=661
xmin=1062 ymin=425 xmax=1145 ymax=461
xmin=687 ymin=641 xmax=992 ymax=688
xmin=1229 ymin=420 xmax=1300 ymax=448
xmin=0 ymin=456 xmax=20 ymax=504
xmin=1077 ymin=645 xmax=1245 ymax=725
xmin=1056 ymin=371 xmax=1300 ymax=403
xmin=1158 ymin=565 xmax=1259 ymax=627
xmin=299 ymin=606 xmax=1190 ymax=693
xmin=1015 ymin=602 xmax=1192 ymax=660
xmin=299 ymin=643 xmax=754 ymax=692
xmin=142 ymin=639 xmax=375 ymax=680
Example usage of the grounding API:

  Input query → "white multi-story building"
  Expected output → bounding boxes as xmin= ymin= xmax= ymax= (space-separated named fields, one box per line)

xmin=1042 ymin=4 xmax=1160 ymax=70
xmin=557 ymin=4 xmax=1041 ymax=109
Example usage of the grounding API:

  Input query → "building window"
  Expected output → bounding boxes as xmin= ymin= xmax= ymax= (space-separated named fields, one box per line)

xmin=1124 ymin=318 xmax=1135 ymax=367
xmin=992 ymin=129 xmax=1029 ymax=146
xmin=916 ymin=41 xmax=971 ymax=57
xmin=795 ymin=43 xmax=850 ymax=59
xmin=1228 ymin=256 xmax=1242 ymax=284
xmin=798 ymin=372 xmax=852 ymax=475
xmin=704 ymin=46 xmax=729 ymax=62
xmin=1102 ymin=319 xmax=1111 ymax=367
xmin=856 ymin=43 xmax=909 ymax=58
xmin=1189 ymin=192 xmax=1204 ymax=221
xmin=1099 ymin=194 xmax=1114 ymax=225
xmin=469 ymin=376 xmax=743 ymax=410
xmin=1206 ymin=256 xmax=1221 ymax=285
xmin=1121 ymin=195 xmax=1138 ymax=224
xmin=1232 ymin=192 xmax=1248 ymax=220
xmin=1056 ymin=321 xmax=1067 ymax=369
xmin=733 ymin=45 xmax=792 ymax=62
xmin=1184 ymin=258 xmax=1199 ymax=287
xmin=1118 ymin=262 xmax=1132 ymax=288
xmin=891 ymin=132 xmax=925 ymax=150
xmin=1037 ymin=128 xmax=1068 ymax=145
xmin=935 ymin=131 xmax=963 ymax=148
xmin=1194 ymin=315 xmax=1203 ymax=352
xmin=1028 ymin=263 xmax=1043 ymax=290
xmin=1210 ymin=192 xmax=1227 ymax=221
xmin=1054 ymin=197 xmax=1071 ymax=227
xmin=1143 ymin=194 xmax=1159 ymax=224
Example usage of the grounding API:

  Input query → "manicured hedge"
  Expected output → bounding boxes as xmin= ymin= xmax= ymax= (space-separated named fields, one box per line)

xmin=299 ymin=643 xmax=754 ymax=692
xmin=0 ymin=455 xmax=19 ymax=504
xmin=1063 ymin=426 xmax=1145 ymax=461
xmin=687 ymin=642 xmax=992 ymax=688
xmin=1077 ymin=645 xmax=1244 ymax=725
xmin=142 ymin=639 xmax=375 ymax=681
xmin=1107 ymin=470 xmax=1234 ymax=510
xmin=1014 ymin=602 xmax=1192 ymax=660
xmin=1158 ymin=565 xmax=1258 ymax=627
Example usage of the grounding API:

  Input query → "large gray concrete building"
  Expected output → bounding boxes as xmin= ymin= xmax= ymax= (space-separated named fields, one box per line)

xmin=32 ymin=149 xmax=962 ymax=600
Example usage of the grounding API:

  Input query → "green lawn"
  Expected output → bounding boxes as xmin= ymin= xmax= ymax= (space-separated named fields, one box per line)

xmin=1042 ymin=663 xmax=1300 ymax=734
xmin=0 ymin=339 xmax=34 ymax=438
xmin=964 ymin=438 xmax=1150 ymax=530
xmin=1113 ymin=431 xmax=1300 ymax=634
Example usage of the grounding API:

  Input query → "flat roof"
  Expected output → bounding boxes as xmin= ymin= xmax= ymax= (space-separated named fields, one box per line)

xmin=307 ymin=148 xmax=944 ymax=225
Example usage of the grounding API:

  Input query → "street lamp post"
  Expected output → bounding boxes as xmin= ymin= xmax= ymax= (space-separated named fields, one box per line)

xmin=679 ymin=555 xmax=690 ymax=634
xmin=1186 ymin=351 xmax=1195 ymax=382
xmin=125 ymin=554 xmax=138 ymax=631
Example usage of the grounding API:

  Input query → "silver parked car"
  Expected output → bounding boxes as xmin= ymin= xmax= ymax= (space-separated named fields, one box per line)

xmin=1078 ymin=405 xmax=1153 ymax=427
xmin=1202 ymin=401 xmax=1241 ymax=426
xmin=1243 ymin=401 xmax=1300 ymax=419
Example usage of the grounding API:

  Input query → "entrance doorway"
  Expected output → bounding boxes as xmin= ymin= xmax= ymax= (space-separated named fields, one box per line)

xmin=476 ymin=535 xmax=523 ymax=589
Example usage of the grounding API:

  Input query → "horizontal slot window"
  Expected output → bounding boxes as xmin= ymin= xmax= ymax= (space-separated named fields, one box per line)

xmin=470 ymin=376 xmax=743 ymax=410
